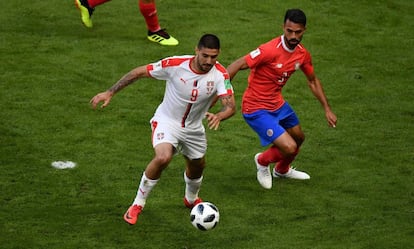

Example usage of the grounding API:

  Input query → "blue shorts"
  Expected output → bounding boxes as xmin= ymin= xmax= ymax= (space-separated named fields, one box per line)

xmin=243 ymin=102 xmax=299 ymax=146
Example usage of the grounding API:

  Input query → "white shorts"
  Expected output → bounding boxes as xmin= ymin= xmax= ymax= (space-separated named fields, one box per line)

xmin=150 ymin=117 xmax=207 ymax=160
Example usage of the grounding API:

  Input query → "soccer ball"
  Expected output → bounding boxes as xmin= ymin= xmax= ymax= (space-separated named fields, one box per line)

xmin=190 ymin=202 xmax=220 ymax=231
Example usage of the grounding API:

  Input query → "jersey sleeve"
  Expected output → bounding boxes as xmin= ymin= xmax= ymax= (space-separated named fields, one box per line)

xmin=147 ymin=59 xmax=171 ymax=80
xmin=217 ymin=78 xmax=234 ymax=96
xmin=300 ymin=50 xmax=314 ymax=76
xmin=244 ymin=41 xmax=274 ymax=69
xmin=245 ymin=47 xmax=263 ymax=69
xmin=215 ymin=63 xmax=234 ymax=96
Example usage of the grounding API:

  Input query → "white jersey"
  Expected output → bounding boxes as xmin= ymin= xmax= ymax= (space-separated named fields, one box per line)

xmin=147 ymin=55 xmax=233 ymax=129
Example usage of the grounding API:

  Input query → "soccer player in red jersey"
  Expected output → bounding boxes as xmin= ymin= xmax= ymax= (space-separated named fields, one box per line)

xmin=74 ymin=0 xmax=178 ymax=46
xmin=227 ymin=9 xmax=337 ymax=189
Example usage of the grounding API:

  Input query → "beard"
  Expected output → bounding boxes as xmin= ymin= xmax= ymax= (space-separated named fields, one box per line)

xmin=196 ymin=61 xmax=213 ymax=72
xmin=287 ymin=38 xmax=301 ymax=49
xmin=284 ymin=35 xmax=302 ymax=49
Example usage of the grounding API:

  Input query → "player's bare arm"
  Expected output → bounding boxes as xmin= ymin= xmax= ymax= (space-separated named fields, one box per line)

xmin=206 ymin=94 xmax=236 ymax=130
xmin=218 ymin=94 xmax=236 ymax=120
xmin=226 ymin=57 xmax=249 ymax=80
xmin=306 ymin=73 xmax=337 ymax=127
xmin=90 ymin=66 xmax=149 ymax=109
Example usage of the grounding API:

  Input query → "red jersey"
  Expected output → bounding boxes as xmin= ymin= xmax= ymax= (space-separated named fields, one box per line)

xmin=242 ymin=35 xmax=314 ymax=114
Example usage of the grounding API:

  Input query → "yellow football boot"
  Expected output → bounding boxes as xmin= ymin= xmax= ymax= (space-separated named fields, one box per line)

xmin=74 ymin=0 xmax=94 ymax=28
xmin=147 ymin=29 xmax=179 ymax=46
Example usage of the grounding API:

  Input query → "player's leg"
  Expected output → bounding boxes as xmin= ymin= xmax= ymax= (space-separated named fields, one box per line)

xmin=257 ymin=102 xmax=300 ymax=163
xmin=144 ymin=143 xmax=175 ymax=179
xmin=244 ymin=110 xmax=289 ymax=189
xmin=124 ymin=120 xmax=177 ymax=225
xmin=87 ymin=0 xmax=111 ymax=7
xmin=183 ymin=156 xmax=205 ymax=208
xmin=272 ymin=124 xmax=309 ymax=179
xmin=74 ymin=0 xmax=110 ymax=28
xmin=124 ymin=143 xmax=174 ymax=225
xmin=251 ymin=102 xmax=308 ymax=178
xmin=132 ymin=142 xmax=175 ymax=207
xmin=259 ymin=131 xmax=298 ymax=164
xmin=270 ymin=103 xmax=309 ymax=179
xmin=139 ymin=0 xmax=179 ymax=46
xmin=270 ymin=130 xmax=299 ymax=170
xmin=181 ymin=128 xmax=206 ymax=207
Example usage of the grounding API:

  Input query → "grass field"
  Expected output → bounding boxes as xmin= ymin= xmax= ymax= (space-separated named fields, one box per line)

xmin=1 ymin=0 xmax=413 ymax=248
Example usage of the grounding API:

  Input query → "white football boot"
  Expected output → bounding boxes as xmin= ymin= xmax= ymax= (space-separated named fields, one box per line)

xmin=254 ymin=153 xmax=272 ymax=189
xmin=273 ymin=167 xmax=310 ymax=180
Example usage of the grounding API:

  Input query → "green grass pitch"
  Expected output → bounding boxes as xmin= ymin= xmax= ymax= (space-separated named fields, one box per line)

xmin=1 ymin=0 xmax=413 ymax=248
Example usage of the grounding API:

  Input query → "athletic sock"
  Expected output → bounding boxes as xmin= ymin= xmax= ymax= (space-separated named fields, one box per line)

xmin=138 ymin=0 xmax=161 ymax=32
xmin=275 ymin=148 xmax=299 ymax=174
xmin=87 ymin=0 xmax=111 ymax=8
xmin=259 ymin=145 xmax=284 ymax=165
xmin=184 ymin=173 xmax=203 ymax=203
xmin=133 ymin=172 xmax=159 ymax=207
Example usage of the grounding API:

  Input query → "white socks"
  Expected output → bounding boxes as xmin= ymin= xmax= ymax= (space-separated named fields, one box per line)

xmin=132 ymin=172 xmax=203 ymax=207
xmin=133 ymin=172 xmax=159 ymax=207
xmin=184 ymin=172 xmax=203 ymax=203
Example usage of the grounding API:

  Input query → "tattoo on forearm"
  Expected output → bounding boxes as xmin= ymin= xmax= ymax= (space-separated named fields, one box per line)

xmin=220 ymin=95 xmax=235 ymax=112
xmin=108 ymin=72 xmax=137 ymax=93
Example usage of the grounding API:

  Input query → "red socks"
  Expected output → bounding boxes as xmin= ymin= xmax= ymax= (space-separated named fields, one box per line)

xmin=259 ymin=145 xmax=283 ymax=166
xmin=85 ymin=0 xmax=161 ymax=32
xmin=258 ymin=146 xmax=299 ymax=174
xmin=275 ymin=148 xmax=299 ymax=174
xmin=138 ymin=0 xmax=161 ymax=32
xmin=87 ymin=0 xmax=111 ymax=8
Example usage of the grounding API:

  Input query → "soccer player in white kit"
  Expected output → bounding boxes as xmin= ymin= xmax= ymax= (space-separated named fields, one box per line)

xmin=90 ymin=34 xmax=236 ymax=225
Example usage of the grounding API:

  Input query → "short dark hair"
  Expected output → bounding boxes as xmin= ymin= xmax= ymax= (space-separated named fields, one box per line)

xmin=198 ymin=34 xmax=220 ymax=50
xmin=284 ymin=9 xmax=307 ymax=26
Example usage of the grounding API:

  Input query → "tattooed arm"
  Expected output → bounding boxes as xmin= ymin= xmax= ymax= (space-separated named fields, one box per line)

xmin=90 ymin=65 xmax=149 ymax=109
xmin=205 ymin=94 xmax=236 ymax=130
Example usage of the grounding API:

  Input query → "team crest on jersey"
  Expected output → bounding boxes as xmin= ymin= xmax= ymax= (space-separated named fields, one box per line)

xmin=266 ymin=129 xmax=274 ymax=137
xmin=295 ymin=62 xmax=301 ymax=71
xmin=157 ymin=132 xmax=164 ymax=140
xmin=206 ymin=81 xmax=214 ymax=95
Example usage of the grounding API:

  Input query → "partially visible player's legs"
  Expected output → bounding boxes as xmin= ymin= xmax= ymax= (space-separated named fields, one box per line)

xmin=271 ymin=125 xmax=310 ymax=179
xmin=259 ymin=128 xmax=299 ymax=170
xmin=131 ymin=172 xmax=158 ymax=209
xmin=139 ymin=0 xmax=179 ymax=46
xmin=74 ymin=0 xmax=95 ymax=28
xmin=183 ymin=156 xmax=205 ymax=208
xmin=74 ymin=0 xmax=110 ymax=28
xmin=254 ymin=104 xmax=309 ymax=181
xmin=139 ymin=0 xmax=160 ymax=33
xmin=88 ymin=0 xmax=110 ymax=7
xmin=256 ymin=128 xmax=309 ymax=184
xmin=255 ymin=131 xmax=297 ymax=188
xmin=244 ymin=110 xmax=295 ymax=189
xmin=258 ymin=145 xmax=284 ymax=166
xmin=273 ymin=125 xmax=304 ymax=173
xmin=124 ymin=143 xmax=174 ymax=225
xmin=123 ymin=172 xmax=156 ymax=225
